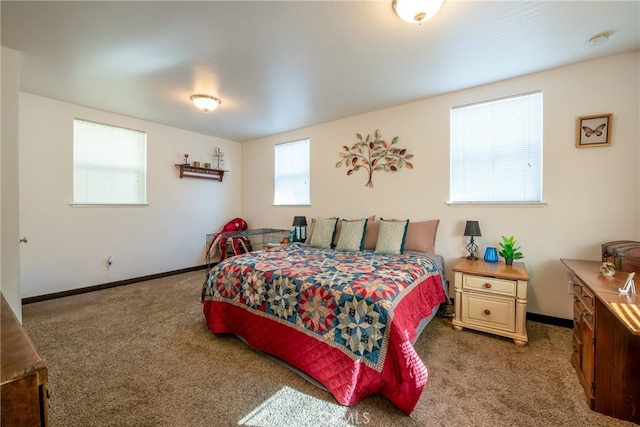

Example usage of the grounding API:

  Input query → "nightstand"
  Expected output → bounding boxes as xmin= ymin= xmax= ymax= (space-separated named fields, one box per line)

xmin=451 ymin=257 xmax=529 ymax=346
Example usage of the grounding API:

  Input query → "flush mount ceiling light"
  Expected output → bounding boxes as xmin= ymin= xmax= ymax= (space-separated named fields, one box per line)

xmin=393 ymin=0 xmax=445 ymax=24
xmin=586 ymin=31 xmax=613 ymax=47
xmin=190 ymin=94 xmax=221 ymax=112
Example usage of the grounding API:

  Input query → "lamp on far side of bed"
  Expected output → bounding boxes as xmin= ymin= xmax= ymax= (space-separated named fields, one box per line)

xmin=292 ymin=216 xmax=308 ymax=242
xmin=464 ymin=220 xmax=481 ymax=260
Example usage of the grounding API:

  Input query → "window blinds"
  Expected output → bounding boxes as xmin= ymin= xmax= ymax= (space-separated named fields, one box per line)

xmin=73 ymin=119 xmax=147 ymax=205
xmin=450 ymin=91 xmax=542 ymax=203
xmin=274 ymin=138 xmax=310 ymax=206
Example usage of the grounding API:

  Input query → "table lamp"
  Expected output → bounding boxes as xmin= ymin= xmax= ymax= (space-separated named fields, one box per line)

xmin=292 ymin=216 xmax=307 ymax=242
xmin=464 ymin=220 xmax=481 ymax=260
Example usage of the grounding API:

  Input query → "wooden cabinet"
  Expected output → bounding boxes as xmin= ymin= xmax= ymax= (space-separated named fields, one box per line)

xmin=561 ymin=259 xmax=640 ymax=424
xmin=1 ymin=293 xmax=49 ymax=426
xmin=452 ymin=258 xmax=528 ymax=346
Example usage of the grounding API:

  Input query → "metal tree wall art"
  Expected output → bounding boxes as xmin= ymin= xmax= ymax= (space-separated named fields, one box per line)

xmin=336 ymin=129 xmax=414 ymax=188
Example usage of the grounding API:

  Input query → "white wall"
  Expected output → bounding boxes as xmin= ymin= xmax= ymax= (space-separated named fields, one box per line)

xmin=1 ymin=46 xmax=23 ymax=320
xmin=241 ymin=52 xmax=640 ymax=319
xmin=19 ymin=94 xmax=242 ymax=298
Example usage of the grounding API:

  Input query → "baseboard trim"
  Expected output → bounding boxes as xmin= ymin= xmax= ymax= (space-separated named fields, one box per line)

xmin=22 ymin=264 xmax=209 ymax=305
xmin=526 ymin=312 xmax=573 ymax=329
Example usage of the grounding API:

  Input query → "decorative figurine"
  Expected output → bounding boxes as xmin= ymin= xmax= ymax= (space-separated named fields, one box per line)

xmin=213 ymin=147 xmax=225 ymax=169
xmin=599 ymin=261 xmax=616 ymax=277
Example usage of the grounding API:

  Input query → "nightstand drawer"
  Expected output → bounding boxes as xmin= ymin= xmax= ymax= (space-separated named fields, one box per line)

xmin=463 ymin=275 xmax=517 ymax=297
xmin=461 ymin=293 xmax=515 ymax=332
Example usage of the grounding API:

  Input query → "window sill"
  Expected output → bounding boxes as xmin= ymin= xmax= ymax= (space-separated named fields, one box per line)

xmin=446 ymin=201 xmax=547 ymax=207
xmin=70 ymin=203 xmax=149 ymax=207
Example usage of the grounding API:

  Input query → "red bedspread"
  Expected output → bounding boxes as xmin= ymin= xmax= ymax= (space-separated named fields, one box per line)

xmin=201 ymin=244 xmax=446 ymax=413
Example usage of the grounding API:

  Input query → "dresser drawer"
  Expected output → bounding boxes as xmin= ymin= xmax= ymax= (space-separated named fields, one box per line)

xmin=573 ymin=277 xmax=595 ymax=310
xmin=463 ymin=275 xmax=517 ymax=297
xmin=573 ymin=290 xmax=594 ymax=330
xmin=573 ymin=280 xmax=583 ymax=296
xmin=461 ymin=293 xmax=515 ymax=332
xmin=581 ymin=304 xmax=594 ymax=330
xmin=580 ymin=284 xmax=595 ymax=311
xmin=573 ymin=297 xmax=583 ymax=336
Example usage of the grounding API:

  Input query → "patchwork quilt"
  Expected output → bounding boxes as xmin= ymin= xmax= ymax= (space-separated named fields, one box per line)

xmin=201 ymin=243 xmax=446 ymax=414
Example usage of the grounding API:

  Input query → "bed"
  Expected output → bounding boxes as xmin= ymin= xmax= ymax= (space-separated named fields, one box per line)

xmin=201 ymin=218 xmax=447 ymax=414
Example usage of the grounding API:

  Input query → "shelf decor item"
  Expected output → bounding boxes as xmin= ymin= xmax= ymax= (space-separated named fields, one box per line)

xmin=483 ymin=247 xmax=499 ymax=263
xmin=336 ymin=129 xmax=413 ymax=188
xmin=463 ymin=220 xmax=481 ymax=260
xmin=183 ymin=153 xmax=189 ymax=164
xmin=498 ymin=235 xmax=524 ymax=266
xmin=213 ymin=147 xmax=225 ymax=169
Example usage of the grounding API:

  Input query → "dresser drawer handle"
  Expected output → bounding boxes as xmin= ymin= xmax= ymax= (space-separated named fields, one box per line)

xmin=483 ymin=283 xmax=492 ymax=289
xmin=484 ymin=309 xmax=491 ymax=315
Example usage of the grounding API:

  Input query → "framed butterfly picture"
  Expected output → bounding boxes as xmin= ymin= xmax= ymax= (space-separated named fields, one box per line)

xmin=576 ymin=113 xmax=612 ymax=147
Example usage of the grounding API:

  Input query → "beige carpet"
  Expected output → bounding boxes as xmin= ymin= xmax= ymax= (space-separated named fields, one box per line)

xmin=22 ymin=270 xmax=637 ymax=427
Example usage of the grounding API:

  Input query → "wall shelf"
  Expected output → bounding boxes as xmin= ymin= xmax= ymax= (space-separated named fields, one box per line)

xmin=175 ymin=164 xmax=226 ymax=181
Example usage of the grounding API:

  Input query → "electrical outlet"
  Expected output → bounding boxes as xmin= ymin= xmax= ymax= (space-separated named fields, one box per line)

xmin=567 ymin=280 xmax=574 ymax=294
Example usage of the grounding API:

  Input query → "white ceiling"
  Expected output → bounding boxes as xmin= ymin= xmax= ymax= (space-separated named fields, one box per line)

xmin=2 ymin=1 xmax=638 ymax=142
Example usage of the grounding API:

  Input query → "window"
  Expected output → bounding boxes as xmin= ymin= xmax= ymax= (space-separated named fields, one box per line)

xmin=274 ymin=138 xmax=310 ymax=205
xmin=73 ymin=119 xmax=147 ymax=205
xmin=450 ymin=91 xmax=542 ymax=203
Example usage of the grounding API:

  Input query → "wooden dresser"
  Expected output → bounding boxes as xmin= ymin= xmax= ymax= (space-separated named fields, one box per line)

xmin=561 ymin=259 xmax=639 ymax=424
xmin=1 ymin=293 xmax=49 ymax=426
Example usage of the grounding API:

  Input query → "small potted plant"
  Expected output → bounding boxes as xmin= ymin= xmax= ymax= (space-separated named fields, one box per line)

xmin=498 ymin=235 xmax=524 ymax=266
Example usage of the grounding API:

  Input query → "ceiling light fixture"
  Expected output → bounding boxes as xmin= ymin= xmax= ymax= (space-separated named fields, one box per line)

xmin=393 ymin=0 xmax=445 ymax=24
xmin=190 ymin=94 xmax=221 ymax=112
xmin=586 ymin=31 xmax=613 ymax=47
